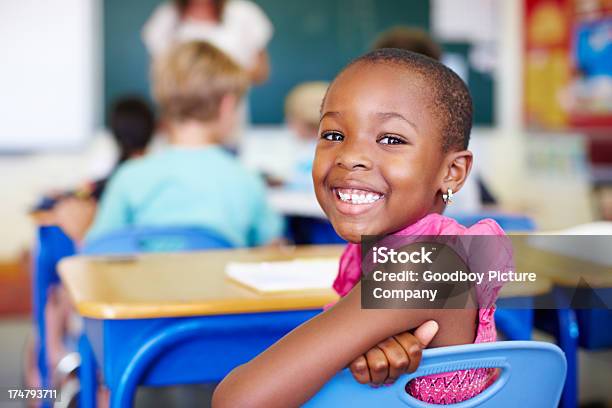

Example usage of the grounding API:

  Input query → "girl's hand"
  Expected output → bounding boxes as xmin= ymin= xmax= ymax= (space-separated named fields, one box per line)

xmin=349 ymin=320 xmax=439 ymax=386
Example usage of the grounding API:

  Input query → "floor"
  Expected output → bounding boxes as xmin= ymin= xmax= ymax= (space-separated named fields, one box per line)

xmin=0 ymin=318 xmax=610 ymax=407
xmin=0 ymin=318 xmax=215 ymax=408
xmin=0 ymin=317 xmax=31 ymax=407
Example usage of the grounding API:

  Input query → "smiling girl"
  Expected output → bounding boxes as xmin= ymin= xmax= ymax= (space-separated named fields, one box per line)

xmin=213 ymin=48 xmax=506 ymax=407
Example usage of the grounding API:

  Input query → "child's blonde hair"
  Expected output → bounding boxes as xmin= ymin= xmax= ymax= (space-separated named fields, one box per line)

xmin=152 ymin=41 xmax=248 ymax=123
xmin=284 ymin=81 xmax=330 ymax=129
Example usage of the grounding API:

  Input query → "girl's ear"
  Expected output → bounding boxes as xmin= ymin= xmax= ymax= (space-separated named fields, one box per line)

xmin=439 ymin=150 xmax=473 ymax=195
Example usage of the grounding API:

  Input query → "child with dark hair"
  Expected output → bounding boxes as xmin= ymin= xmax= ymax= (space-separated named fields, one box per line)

xmin=51 ymin=96 xmax=155 ymax=241
xmin=213 ymin=49 xmax=508 ymax=407
xmin=109 ymin=97 xmax=155 ymax=166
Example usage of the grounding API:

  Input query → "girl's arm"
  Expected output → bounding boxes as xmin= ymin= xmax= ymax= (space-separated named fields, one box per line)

xmin=212 ymin=282 xmax=476 ymax=408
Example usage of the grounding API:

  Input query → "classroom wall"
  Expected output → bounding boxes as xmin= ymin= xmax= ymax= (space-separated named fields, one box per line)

xmin=0 ymin=0 xmax=596 ymax=259
xmin=0 ymin=134 xmax=116 ymax=258
xmin=491 ymin=0 xmax=594 ymax=228
xmin=103 ymin=0 xmax=495 ymax=125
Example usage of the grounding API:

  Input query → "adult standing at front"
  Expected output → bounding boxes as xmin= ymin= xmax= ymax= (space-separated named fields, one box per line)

xmin=142 ymin=0 xmax=273 ymax=84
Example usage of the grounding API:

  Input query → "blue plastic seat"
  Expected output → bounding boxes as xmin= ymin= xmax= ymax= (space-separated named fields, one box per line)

xmin=78 ymin=226 xmax=235 ymax=406
xmin=305 ymin=341 xmax=566 ymax=407
xmin=82 ymin=226 xmax=234 ymax=255
xmin=286 ymin=216 xmax=345 ymax=245
xmin=33 ymin=226 xmax=234 ymax=406
xmin=450 ymin=212 xmax=536 ymax=232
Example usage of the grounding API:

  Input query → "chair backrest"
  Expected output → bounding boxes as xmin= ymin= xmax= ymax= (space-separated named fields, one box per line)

xmin=287 ymin=216 xmax=345 ymax=245
xmin=82 ymin=226 xmax=234 ymax=255
xmin=305 ymin=341 xmax=566 ymax=408
xmin=451 ymin=213 xmax=536 ymax=232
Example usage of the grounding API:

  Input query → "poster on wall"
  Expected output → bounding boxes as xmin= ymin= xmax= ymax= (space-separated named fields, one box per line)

xmin=524 ymin=0 xmax=612 ymax=130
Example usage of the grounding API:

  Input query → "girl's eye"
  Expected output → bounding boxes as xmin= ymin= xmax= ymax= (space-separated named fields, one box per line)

xmin=378 ymin=135 xmax=406 ymax=145
xmin=321 ymin=131 xmax=344 ymax=142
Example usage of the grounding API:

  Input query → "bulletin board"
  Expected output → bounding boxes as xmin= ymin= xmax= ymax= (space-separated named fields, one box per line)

xmin=524 ymin=0 xmax=612 ymax=130
xmin=104 ymin=0 xmax=494 ymax=126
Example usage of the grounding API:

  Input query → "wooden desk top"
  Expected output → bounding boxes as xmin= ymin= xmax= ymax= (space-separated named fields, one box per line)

xmin=59 ymin=242 xmax=558 ymax=320
xmin=59 ymin=245 xmax=344 ymax=319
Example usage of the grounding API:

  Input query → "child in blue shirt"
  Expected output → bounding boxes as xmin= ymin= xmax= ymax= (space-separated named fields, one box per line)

xmin=87 ymin=41 xmax=282 ymax=246
xmin=284 ymin=81 xmax=329 ymax=191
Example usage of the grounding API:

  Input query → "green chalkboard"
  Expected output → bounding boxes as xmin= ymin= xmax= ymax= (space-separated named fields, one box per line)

xmin=104 ymin=0 xmax=162 ymax=118
xmin=249 ymin=0 xmax=430 ymax=123
xmin=103 ymin=0 xmax=493 ymax=125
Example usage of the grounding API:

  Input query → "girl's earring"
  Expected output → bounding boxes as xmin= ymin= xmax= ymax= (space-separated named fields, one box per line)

xmin=442 ymin=188 xmax=454 ymax=204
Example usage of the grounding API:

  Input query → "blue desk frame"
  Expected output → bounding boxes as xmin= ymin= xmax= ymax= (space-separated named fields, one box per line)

xmin=80 ymin=309 xmax=320 ymax=408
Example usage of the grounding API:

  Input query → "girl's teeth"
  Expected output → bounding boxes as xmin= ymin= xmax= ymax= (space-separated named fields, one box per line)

xmin=336 ymin=189 xmax=382 ymax=204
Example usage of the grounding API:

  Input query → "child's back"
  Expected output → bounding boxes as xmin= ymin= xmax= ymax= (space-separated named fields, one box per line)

xmin=87 ymin=145 xmax=281 ymax=246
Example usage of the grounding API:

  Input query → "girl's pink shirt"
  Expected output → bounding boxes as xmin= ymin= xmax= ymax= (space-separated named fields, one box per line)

xmin=333 ymin=212 xmax=507 ymax=404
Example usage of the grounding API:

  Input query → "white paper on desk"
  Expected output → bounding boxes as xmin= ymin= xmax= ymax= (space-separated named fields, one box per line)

xmin=225 ymin=259 xmax=338 ymax=293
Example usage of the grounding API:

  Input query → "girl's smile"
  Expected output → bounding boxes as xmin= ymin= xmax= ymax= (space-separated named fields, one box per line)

xmin=331 ymin=179 xmax=386 ymax=215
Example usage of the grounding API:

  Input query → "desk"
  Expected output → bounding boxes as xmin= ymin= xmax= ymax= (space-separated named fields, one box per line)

xmin=59 ymin=245 xmax=342 ymax=408
xmin=59 ymin=244 xmax=553 ymax=408
xmin=60 ymin=245 xmax=342 ymax=319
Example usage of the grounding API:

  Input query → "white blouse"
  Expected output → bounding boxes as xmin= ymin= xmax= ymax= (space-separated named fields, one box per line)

xmin=142 ymin=0 xmax=273 ymax=69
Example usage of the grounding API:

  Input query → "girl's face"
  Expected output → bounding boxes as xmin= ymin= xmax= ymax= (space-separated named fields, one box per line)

xmin=313 ymin=62 xmax=448 ymax=243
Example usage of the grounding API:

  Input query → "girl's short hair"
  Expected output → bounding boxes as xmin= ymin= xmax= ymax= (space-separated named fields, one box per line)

xmin=152 ymin=41 xmax=248 ymax=123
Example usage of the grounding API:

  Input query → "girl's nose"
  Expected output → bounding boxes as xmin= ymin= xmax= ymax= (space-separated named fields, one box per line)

xmin=334 ymin=140 xmax=373 ymax=171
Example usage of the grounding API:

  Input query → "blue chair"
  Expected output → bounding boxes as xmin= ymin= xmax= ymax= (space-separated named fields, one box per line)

xmin=306 ymin=341 xmax=566 ymax=407
xmin=287 ymin=216 xmax=345 ymax=245
xmin=576 ymin=308 xmax=612 ymax=349
xmin=495 ymin=307 xmax=534 ymax=341
xmin=32 ymin=225 xmax=76 ymax=400
xmin=82 ymin=226 xmax=234 ymax=255
xmin=77 ymin=226 xmax=234 ymax=407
